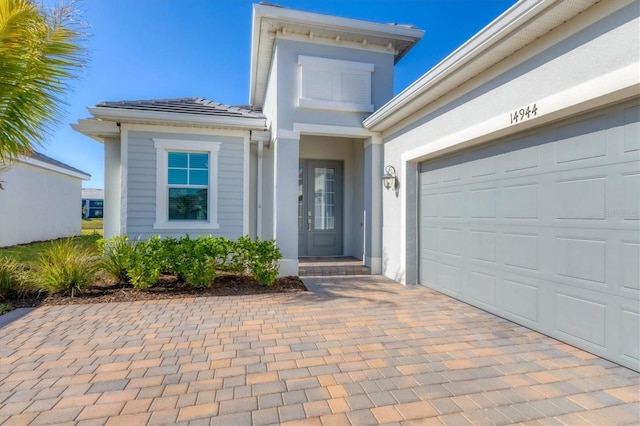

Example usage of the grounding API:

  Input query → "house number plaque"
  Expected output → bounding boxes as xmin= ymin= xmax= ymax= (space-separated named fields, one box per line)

xmin=510 ymin=103 xmax=538 ymax=124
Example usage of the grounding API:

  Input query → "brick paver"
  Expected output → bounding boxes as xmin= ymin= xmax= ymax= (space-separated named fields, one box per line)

xmin=1 ymin=276 xmax=639 ymax=424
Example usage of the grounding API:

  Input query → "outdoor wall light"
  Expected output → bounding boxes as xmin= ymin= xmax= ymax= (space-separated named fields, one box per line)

xmin=382 ymin=165 xmax=398 ymax=191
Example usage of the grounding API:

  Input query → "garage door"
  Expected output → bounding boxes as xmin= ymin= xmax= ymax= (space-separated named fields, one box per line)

xmin=419 ymin=101 xmax=640 ymax=371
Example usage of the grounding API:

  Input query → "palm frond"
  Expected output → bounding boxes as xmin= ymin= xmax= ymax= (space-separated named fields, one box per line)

xmin=0 ymin=0 xmax=88 ymax=163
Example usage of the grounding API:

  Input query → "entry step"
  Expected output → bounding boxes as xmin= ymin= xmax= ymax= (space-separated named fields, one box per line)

xmin=298 ymin=257 xmax=371 ymax=276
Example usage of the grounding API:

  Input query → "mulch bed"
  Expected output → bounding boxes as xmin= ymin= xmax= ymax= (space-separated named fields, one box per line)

xmin=3 ymin=274 xmax=308 ymax=310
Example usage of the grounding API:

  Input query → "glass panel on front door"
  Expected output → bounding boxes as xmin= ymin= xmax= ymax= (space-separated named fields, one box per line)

xmin=298 ymin=164 xmax=304 ymax=232
xmin=313 ymin=167 xmax=335 ymax=230
xmin=298 ymin=159 xmax=343 ymax=257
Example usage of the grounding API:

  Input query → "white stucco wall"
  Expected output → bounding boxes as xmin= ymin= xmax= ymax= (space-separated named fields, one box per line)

xmin=0 ymin=162 xmax=83 ymax=247
xmin=380 ymin=1 xmax=640 ymax=282
xmin=273 ymin=38 xmax=395 ymax=131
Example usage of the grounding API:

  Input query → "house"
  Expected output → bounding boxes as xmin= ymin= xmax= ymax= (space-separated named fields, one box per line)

xmin=82 ymin=188 xmax=104 ymax=219
xmin=74 ymin=0 xmax=639 ymax=371
xmin=0 ymin=152 xmax=91 ymax=247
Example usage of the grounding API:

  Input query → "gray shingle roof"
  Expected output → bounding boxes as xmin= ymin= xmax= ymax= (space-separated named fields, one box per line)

xmin=97 ymin=98 xmax=265 ymax=119
xmin=28 ymin=151 xmax=89 ymax=177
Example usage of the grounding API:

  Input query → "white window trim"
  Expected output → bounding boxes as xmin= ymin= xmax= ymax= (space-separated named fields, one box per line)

xmin=153 ymin=139 xmax=221 ymax=230
xmin=298 ymin=55 xmax=374 ymax=113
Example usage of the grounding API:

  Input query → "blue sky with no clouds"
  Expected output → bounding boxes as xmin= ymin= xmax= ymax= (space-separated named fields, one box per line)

xmin=40 ymin=0 xmax=515 ymax=189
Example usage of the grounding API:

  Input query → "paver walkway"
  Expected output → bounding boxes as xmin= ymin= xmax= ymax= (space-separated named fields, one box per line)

xmin=1 ymin=276 xmax=638 ymax=425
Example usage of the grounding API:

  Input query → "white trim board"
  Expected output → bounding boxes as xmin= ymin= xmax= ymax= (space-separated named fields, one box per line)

xmin=293 ymin=123 xmax=377 ymax=138
xmin=400 ymin=63 xmax=639 ymax=164
xmin=152 ymin=138 xmax=221 ymax=231
xmin=89 ymin=107 xmax=267 ymax=131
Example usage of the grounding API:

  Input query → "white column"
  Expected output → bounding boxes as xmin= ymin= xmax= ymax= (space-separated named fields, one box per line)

xmin=363 ymin=135 xmax=383 ymax=274
xmin=273 ymin=130 xmax=300 ymax=276
xmin=103 ymin=137 xmax=121 ymax=238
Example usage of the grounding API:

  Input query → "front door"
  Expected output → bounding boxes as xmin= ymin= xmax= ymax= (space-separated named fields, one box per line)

xmin=298 ymin=160 xmax=343 ymax=257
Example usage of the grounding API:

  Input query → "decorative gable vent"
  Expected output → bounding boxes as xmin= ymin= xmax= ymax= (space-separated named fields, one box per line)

xmin=298 ymin=56 xmax=374 ymax=112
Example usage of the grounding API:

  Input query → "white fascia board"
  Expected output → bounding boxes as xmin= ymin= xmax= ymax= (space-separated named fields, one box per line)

xmin=88 ymin=107 xmax=267 ymax=130
xmin=364 ymin=0 xmax=596 ymax=131
xmin=19 ymin=157 xmax=91 ymax=180
xmin=71 ymin=119 xmax=120 ymax=143
xmin=249 ymin=5 xmax=263 ymax=106
xmin=253 ymin=4 xmax=424 ymax=42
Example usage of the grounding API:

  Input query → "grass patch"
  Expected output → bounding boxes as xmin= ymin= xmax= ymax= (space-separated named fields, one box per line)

xmin=34 ymin=239 xmax=99 ymax=297
xmin=0 ymin=235 xmax=101 ymax=266
xmin=82 ymin=218 xmax=103 ymax=236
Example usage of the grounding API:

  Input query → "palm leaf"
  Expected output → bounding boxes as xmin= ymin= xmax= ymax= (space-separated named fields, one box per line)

xmin=0 ymin=0 xmax=87 ymax=163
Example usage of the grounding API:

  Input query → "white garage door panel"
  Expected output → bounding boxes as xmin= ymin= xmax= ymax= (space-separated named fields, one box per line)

xmin=419 ymin=101 xmax=640 ymax=371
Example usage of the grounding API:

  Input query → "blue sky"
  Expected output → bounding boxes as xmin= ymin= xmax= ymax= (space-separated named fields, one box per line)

xmin=42 ymin=0 xmax=515 ymax=189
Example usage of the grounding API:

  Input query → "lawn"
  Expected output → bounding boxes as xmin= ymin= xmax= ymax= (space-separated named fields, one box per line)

xmin=0 ymin=234 xmax=101 ymax=265
xmin=81 ymin=218 xmax=103 ymax=236
xmin=0 ymin=219 xmax=103 ymax=264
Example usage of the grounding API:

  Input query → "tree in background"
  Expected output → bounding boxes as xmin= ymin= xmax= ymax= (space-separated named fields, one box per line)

xmin=0 ymin=0 xmax=87 ymax=172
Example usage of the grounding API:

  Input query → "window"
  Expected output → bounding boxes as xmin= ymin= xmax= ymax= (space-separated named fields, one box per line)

xmin=298 ymin=55 xmax=374 ymax=112
xmin=168 ymin=152 xmax=209 ymax=221
xmin=154 ymin=139 xmax=220 ymax=230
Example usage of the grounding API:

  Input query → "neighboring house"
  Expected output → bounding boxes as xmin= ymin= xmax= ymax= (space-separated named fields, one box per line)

xmin=74 ymin=0 xmax=639 ymax=371
xmin=82 ymin=188 xmax=105 ymax=218
xmin=0 ymin=152 xmax=90 ymax=247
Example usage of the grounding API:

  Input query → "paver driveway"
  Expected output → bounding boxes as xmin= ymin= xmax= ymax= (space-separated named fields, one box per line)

xmin=1 ymin=276 xmax=639 ymax=425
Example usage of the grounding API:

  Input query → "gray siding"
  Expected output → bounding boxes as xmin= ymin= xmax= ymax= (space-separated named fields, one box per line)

xmin=126 ymin=130 xmax=246 ymax=240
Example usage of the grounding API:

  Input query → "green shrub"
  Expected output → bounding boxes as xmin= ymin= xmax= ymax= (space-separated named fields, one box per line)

xmin=0 ymin=258 xmax=31 ymax=299
xmin=98 ymin=235 xmax=162 ymax=289
xmin=185 ymin=236 xmax=218 ymax=287
xmin=246 ymin=238 xmax=281 ymax=286
xmin=168 ymin=235 xmax=220 ymax=288
xmin=158 ymin=236 xmax=182 ymax=276
xmin=230 ymin=235 xmax=253 ymax=273
xmin=34 ymin=239 xmax=99 ymax=297
xmin=126 ymin=236 xmax=162 ymax=290
xmin=96 ymin=234 xmax=282 ymax=289
xmin=98 ymin=235 xmax=132 ymax=283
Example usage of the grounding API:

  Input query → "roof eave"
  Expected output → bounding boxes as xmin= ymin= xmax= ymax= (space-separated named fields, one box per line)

xmin=249 ymin=3 xmax=424 ymax=108
xmin=363 ymin=0 xmax=600 ymax=132
xmin=88 ymin=107 xmax=268 ymax=131
xmin=71 ymin=119 xmax=121 ymax=143
xmin=19 ymin=156 xmax=91 ymax=180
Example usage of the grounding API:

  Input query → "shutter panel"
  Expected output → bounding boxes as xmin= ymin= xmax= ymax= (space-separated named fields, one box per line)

xmin=303 ymin=69 xmax=334 ymax=101
xmin=340 ymin=72 xmax=370 ymax=104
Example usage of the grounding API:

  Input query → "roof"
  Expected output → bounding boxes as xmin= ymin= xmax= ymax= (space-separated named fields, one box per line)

xmin=19 ymin=152 xmax=91 ymax=180
xmin=75 ymin=98 xmax=268 ymax=140
xmin=97 ymin=98 xmax=265 ymax=119
xmin=363 ymin=0 xmax=601 ymax=131
xmin=82 ymin=188 xmax=104 ymax=199
xmin=249 ymin=3 xmax=424 ymax=108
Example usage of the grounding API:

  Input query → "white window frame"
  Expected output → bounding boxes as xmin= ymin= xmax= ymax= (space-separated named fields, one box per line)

xmin=153 ymin=139 xmax=221 ymax=230
xmin=298 ymin=55 xmax=374 ymax=112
